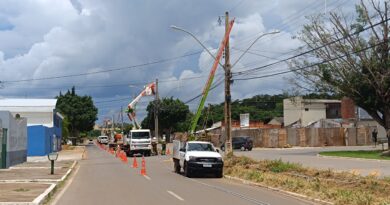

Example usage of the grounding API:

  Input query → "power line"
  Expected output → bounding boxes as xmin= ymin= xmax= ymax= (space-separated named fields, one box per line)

xmin=233 ymin=17 xmax=390 ymax=77
xmin=233 ymin=40 xmax=387 ymax=81
xmin=1 ymin=51 xmax=203 ymax=83
xmin=184 ymin=76 xmax=224 ymax=104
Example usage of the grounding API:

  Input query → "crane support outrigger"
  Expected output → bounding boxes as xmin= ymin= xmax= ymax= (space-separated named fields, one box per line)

xmin=189 ymin=19 xmax=235 ymax=135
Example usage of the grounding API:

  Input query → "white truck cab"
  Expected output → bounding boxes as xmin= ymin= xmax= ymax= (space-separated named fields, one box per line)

xmin=125 ymin=129 xmax=152 ymax=156
xmin=172 ymin=140 xmax=223 ymax=178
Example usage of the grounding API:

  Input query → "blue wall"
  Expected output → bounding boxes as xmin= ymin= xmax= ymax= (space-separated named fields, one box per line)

xmin=27 ymin=125 xmax=61 ymax=156
xmin=27 ymin=112 xmax=63 ymax=156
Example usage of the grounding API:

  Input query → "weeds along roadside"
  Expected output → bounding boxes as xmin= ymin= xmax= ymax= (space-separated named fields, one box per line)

xmin=223 ymin=155 xmax=390 ymax=205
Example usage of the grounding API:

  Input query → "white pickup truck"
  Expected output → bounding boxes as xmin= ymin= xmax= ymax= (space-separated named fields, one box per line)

xmin=172 ymin=140 xmax=223 ymax=178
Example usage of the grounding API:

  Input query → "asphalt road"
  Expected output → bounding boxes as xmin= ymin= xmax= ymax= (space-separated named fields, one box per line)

xmin=235 ymin=146 xmax=390 ymax=176
xmin=54 ymin=145 xmax=315 ymax=205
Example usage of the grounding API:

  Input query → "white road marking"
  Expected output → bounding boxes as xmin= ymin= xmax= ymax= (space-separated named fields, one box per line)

xmin=167 ymin=190 xmax=184 ymax=201
xmin=143 ymin=175 xmax=151 ymax=180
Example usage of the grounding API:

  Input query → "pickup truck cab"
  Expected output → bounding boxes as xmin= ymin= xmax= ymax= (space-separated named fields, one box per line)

xmin=173 ymin=140 xmax=223 ymax=178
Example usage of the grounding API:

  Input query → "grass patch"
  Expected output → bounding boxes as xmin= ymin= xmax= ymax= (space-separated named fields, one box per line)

xmin=319 ymin=150 xmax=390 ymax=160
xmin=224 ymin=155 xmax=390 ymax=205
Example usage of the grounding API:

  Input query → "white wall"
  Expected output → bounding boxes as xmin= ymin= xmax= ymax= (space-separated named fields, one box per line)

xmin=14 ymin=112 xmax=53 ymax=127
xmin=301 ymin=103 xmax=327 ymax=126
xmin=283 ymin=98 xmax=302 ymax=126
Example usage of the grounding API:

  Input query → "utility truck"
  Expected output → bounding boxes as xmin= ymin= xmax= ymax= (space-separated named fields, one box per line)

xmin=121 ymin=82 xmax=155 ymax=156
xmin=172 ymin=140 xmax=223 ymax=178
xmin=124 ymin=129 xmax=152 ymax=156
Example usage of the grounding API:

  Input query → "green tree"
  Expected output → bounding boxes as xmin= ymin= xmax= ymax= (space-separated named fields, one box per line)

xmin=141 ymin=97 xmax=191 ymax=133
xmin=291 ymin=0 xmax=390 ymax=148
xmin=56 ymin=87 xmax=98 ymax=142
xmin=61 ymin=117 xmax=70 ymax=143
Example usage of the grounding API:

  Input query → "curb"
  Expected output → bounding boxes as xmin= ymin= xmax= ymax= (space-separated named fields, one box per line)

xmin=317 ymin=154 xmax=390 ymax=162
xmin=224 ymin=175 xmax=334 ymax=205
xmin=0 ymin=161 xmax=78 ymax=205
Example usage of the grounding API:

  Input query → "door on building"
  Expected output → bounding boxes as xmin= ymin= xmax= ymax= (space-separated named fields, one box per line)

xmin=0 ymin=128 xmax=7 ymax=169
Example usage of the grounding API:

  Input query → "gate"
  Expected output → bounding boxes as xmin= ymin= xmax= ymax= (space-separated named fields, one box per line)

xmin=0 ymin=128 xmax=7 ymax=169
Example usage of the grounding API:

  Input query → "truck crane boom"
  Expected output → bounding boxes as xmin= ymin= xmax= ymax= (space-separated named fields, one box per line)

xmin=189 ymin=19 xmax=235 ymax=135
xmin=127 ymin=82 xmax=156 ymax=129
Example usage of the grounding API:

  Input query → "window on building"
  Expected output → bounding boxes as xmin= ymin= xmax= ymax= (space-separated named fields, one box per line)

xmin=326 ymin=103 xmax=341 ymax=119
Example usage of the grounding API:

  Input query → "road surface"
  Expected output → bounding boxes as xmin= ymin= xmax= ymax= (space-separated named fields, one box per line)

xmin=55 ymin=145 xmax=315 ymax=205
xmin=236 ymin=146 xmax=390 ymax=176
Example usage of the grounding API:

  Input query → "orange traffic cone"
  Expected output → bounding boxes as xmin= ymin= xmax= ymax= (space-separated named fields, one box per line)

xmin=121 ymin=151 xmax=127 ymax=163
xmin=140 ymin=156 xmax=146 ymax=176
xmin=122 ymin=152 xmax=128 ymax=163
xmin=166 ymin=148 xmax=170 ymax=155
xmin=132 ymin=156 xmax=138 ymax=168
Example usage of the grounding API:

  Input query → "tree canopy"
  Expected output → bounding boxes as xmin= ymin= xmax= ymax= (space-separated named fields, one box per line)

xmin=141 ymin=97 xmax=191 ymax=133
xmin=56 ymin=87 xmax=98 ymax=139
xmin=291 ymin=0 xmax=390 ymax=144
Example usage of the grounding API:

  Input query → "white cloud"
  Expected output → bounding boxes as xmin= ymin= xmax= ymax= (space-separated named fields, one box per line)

xmin=0 ymin=0 xmax=359 ymax=122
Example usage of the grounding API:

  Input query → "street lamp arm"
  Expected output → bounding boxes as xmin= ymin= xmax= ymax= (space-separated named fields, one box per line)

xmin=170 ymin=25 xmax=225 ymax=68
xmin=231 ymin=30 xmax=280 ymax=69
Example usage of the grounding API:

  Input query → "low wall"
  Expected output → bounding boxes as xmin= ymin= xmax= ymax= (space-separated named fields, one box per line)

xmin=228 ymin=127 xmax=373 ymax=148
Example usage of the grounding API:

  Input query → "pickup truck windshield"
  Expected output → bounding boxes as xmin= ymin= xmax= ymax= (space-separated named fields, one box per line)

xmin=131 ymin=132 xmax=150 ymax=139
xmin=187 ymin=143 xmax=214 ymax=151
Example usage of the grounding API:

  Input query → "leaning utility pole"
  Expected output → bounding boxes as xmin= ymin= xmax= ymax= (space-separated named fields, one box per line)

xmin=224 ymin=11 xmax=233 ymax=154
xmin=154 ymin=79 xmax=159 ymax=141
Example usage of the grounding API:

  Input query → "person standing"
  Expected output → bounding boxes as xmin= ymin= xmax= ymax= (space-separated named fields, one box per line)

xmin=372 ymin=128 xmax=378 ymax=147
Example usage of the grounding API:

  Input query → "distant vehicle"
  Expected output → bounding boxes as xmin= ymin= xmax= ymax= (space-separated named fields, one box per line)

xmin=221 ymin=136 xmax=253 ymax=151
xmin=97 ymin=136 xmax=109 ymax=144
xmin=123 ymin=129 xmax=152 ymax=156
xmin=88 ymin=139 xmax=93 ymax=144
xmin=172 ymin=140 xmax=223 ymax=178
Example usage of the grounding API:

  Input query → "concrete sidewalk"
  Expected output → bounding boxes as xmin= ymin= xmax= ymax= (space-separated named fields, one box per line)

xmin=0 ymin=146 xmax=84 ymax=205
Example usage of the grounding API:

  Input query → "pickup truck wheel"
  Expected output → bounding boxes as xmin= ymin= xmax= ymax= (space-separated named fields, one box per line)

xmin=184 ymin=162 xmax=192 ymax=178
xmin=174 ymin=160 xmax=181 ymax=173
xmin=216 ymin=170 xmax=223 ymax=178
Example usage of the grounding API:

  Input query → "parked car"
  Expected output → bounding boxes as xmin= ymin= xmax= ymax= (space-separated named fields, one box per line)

xmin=88 ymin=139 xmax=94 ymax=144
xmin=221 ymin=136 xmax=253 ymax=151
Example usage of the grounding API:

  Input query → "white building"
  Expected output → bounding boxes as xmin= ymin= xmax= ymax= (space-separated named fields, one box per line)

xmin=0 ymin=99 xmax=60 ymax=127
xmin=283 ymin=97 xmax=341 ymax=127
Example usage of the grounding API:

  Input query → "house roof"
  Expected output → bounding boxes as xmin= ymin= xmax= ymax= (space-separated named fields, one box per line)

xmin=0 ymin=98 xmax=57 ymax=112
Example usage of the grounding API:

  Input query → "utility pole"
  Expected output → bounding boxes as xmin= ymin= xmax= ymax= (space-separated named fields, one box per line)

xmin=154 ymin=79 xmax=159 ymax=141
xmin=121 ymin=106 xmax=124 ymax=134
xmin=224 ymin=11 xmax=233 ymax=154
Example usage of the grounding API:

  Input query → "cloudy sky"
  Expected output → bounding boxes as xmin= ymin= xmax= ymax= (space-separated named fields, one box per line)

xmin=0 ymin=0 xmax=360 ymax=123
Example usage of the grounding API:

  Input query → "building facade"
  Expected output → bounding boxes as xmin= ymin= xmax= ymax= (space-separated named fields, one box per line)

xmin=0 ymin=99 xmax=63 ymax=156
xmin=0 ymin=111 xmax=27 ymax=168
xmin=283 ymin=97 xmax=341 ymax=127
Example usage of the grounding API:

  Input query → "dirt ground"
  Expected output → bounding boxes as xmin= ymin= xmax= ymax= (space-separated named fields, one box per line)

xmin=0 ymin=167 xmax=68 ymax=181
xmin=0 ymin=183 xmax=51 ymax=202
